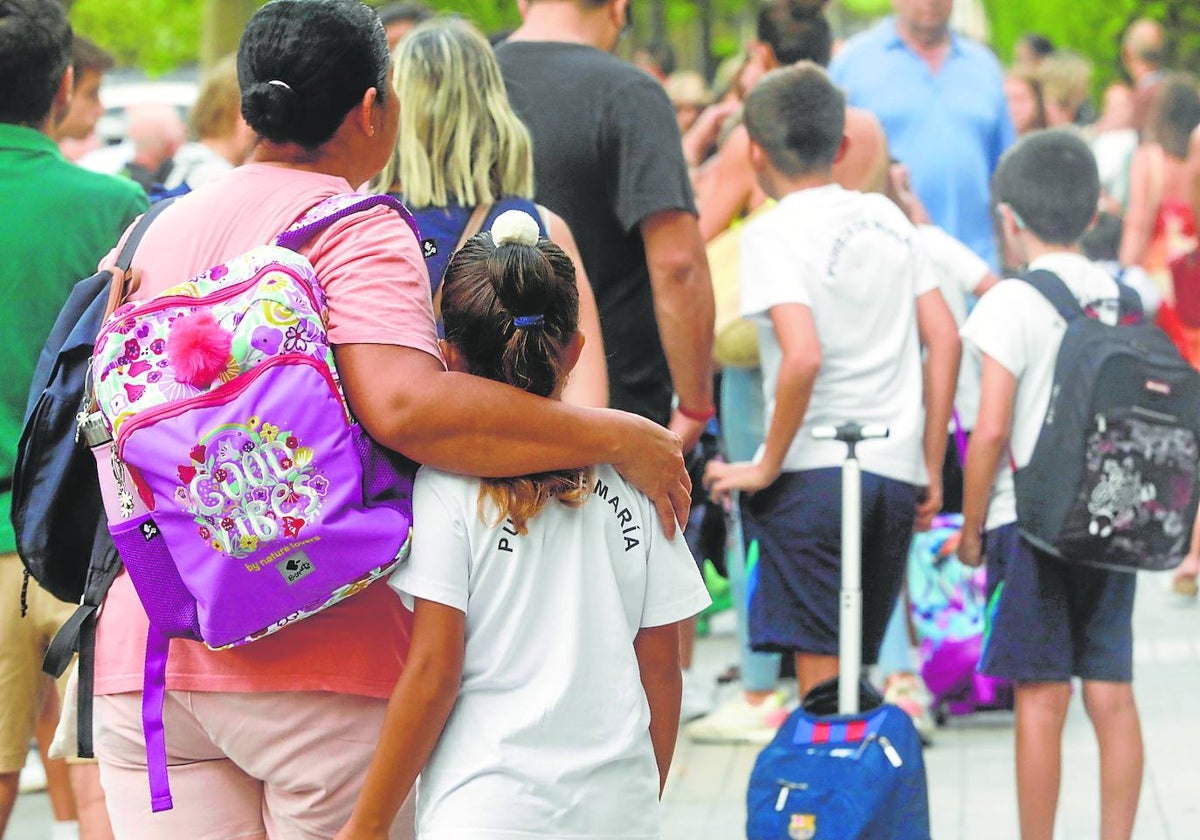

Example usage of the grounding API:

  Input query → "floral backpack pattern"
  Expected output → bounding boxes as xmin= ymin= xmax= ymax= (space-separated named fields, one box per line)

xmin=90 ymin=193 xmax=420 ymax=812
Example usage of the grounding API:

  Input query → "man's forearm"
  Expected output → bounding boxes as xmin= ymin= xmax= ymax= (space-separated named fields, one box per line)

xmin=650 ymin=258 xmax=715 ymax=411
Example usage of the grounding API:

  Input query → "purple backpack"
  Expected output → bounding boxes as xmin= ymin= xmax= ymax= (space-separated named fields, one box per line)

xmin=91 ymin=194 xmax=418 ymax=811
xmin=907 ymin=515 xmax=1012 ymax=721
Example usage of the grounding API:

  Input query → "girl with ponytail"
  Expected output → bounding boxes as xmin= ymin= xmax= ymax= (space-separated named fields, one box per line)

xmin=336 ymin=211 xmax=711 ymax=840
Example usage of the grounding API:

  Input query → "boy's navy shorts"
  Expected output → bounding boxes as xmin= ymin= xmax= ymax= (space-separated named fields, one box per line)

xmin=980 ymin=524 xmax=1136 ymax=683
xmin=742 ymin=468 xmax=916 ymax=663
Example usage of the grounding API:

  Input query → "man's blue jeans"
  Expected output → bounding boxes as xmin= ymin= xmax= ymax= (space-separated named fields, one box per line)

xmin=719 ymin=366 xmax=781 ymax=692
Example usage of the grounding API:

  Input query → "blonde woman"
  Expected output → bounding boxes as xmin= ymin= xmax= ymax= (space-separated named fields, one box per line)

xmin=379 ymin=17 xmax=608 ymax=407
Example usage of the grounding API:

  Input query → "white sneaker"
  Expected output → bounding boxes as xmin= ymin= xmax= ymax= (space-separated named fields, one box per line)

xmin=18 ymin=746 xmax=47 ymax=793
xmin=680 ymin=670 xmax=715 ymax=722
xmin=50 ymin=820 xmax=81 ymax=840
xmin=686 ymin=690 xmax=790 ymax=744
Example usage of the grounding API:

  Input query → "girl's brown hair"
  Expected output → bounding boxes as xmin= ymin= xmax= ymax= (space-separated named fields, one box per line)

xmin=441 ymin=227 xmax=589 ymax=533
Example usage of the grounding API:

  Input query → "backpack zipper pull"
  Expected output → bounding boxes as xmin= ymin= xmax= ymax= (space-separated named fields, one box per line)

xmin=75 ymin=358 xmax=96 ymax=444
xmin=111 ymin=447 xmax=134 ymax=518
xmin=774 ymin=780 xmax=808 ymax=811
xmin=879 ymin=736 xmax=904 ymax=768
xmin=854 ymin=732 xmax=879 ymax=759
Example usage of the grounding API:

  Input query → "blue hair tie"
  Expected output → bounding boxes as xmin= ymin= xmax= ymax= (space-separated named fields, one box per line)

xmin=513 ymin=314 xmax=545 ymax=329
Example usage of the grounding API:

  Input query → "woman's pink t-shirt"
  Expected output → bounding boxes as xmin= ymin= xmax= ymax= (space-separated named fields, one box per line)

xmin=93 ymin=163 xmax=440 ymax=698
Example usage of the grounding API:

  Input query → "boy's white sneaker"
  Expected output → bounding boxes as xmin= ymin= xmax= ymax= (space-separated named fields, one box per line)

xmin=18 ymin=746 xmax=47 ymax=793
xmin=686 ymin=690 xmax=789 ymax=744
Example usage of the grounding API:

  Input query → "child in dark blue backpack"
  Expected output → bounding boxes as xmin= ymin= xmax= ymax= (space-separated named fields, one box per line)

xmin=959 ymin=130 xmax=1143 ymax=840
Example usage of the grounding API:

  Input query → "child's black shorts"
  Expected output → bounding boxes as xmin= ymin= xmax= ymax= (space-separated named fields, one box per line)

xmin=980 ymin=524 xmax=1136 ymax=683
xmin=742 ymin=468 xmax=916 ymax=663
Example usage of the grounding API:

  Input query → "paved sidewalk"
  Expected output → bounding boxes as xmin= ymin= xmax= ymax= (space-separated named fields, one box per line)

xmin=663 ymin=572 xmax=1200 ymax=839
xmin=9 ymin=575 xmax=1200 ymax=839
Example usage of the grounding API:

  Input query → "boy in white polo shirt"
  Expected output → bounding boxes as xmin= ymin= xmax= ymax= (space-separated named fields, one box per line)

xmin=958 ymin=130 xmax=1143 ymax=840
xmin=705 ymin=62 xmax=960 ymax=699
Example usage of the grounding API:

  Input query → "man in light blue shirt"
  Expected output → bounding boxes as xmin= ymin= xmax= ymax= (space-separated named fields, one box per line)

xmin=830 ymin=1 xmax=1015 ymax=267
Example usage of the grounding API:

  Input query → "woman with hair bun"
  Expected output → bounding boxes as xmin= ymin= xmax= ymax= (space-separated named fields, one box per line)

xmin=89 ymin=2 xmax=691 ymax=838
xmin=379 ymin=16 xmax=608 ymax=407
xmin=336 ymin=211 xmax=710 ymax=840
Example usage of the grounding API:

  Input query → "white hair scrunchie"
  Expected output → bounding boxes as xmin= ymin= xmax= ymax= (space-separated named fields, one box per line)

xmin=490 ymin=209 xmax=540 ymax=247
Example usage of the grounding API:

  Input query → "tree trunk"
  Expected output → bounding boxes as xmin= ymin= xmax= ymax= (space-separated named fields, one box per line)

xmin=650 ymin=0 xmax=667 ymax=44
xmin=201 ymin=0 xmax=258 ymax=69
xmin=698 ymin=0 xmax=714 ymax=81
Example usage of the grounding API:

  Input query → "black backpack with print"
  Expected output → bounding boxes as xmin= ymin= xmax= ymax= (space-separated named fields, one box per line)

xmin=1014 ymin=269 xmax=1200 ymax=572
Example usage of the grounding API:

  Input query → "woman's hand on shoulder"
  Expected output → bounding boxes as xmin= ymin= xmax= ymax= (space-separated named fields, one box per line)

xmin=611 ymin=412 xmax=691 ymax=540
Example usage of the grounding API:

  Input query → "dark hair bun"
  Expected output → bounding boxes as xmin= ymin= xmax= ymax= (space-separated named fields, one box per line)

xmin=240 ymin=81 xmax=300 ymax=145
xmin=237 ymin=0 xmax=390 ymax=149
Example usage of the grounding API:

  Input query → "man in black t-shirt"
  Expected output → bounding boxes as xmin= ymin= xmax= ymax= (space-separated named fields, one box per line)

xmin=496 ymin=0 xmax=714 ymax=448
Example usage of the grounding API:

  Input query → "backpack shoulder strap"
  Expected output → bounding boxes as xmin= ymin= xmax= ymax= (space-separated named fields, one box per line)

xmin=102 ymin=197 xmax=178 ymax=321
xmin=456 ymin=204 xmax=493 ymax=253
xmin=114 ymin=197 xmax=176 ymax=274
xmin=1019 ymin=269 xmax=1085 ymax=321
xmin=1116 ymin=282 xmax=1145 ymax=324
xmin=274 ymin=193 xmax=420 ymax=252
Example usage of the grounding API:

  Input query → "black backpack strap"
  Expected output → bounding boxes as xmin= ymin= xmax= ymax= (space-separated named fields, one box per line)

xmin=43 ymin=532 xmax=123 ymax=758
xmin=114 ymin=197 xmax=175 ymax=273
xmin=1117 ymin=283 xmax=1145 ymax=324
xmin=1019 ymin=269 xmax=1085 ymax=321
xmin=96 ymin=198 xmax=177 ymax=317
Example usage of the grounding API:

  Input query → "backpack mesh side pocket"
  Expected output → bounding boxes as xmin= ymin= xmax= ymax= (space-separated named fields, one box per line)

xmin=110 ymin=514 xmax=200 ymax=641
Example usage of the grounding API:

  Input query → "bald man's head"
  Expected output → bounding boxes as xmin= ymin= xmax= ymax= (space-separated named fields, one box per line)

xmin=126 ymin=102 xmax=186 ymax=165
xmin=1122 ymin=18 xmax=1166 ymax=76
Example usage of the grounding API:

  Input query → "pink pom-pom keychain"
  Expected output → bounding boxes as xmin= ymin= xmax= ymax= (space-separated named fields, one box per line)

xmin=167 ymin=311 xmax=233 ymax=389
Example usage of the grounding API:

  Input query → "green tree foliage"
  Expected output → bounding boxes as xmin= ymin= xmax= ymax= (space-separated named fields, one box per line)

xmin=68 ymin=0 xmax=520 ymax=74
xmin=66 ymin=0 xmax=756 ymax=79
xmin=71 ymin=0 xmax=203 ymax=74
xmin=413 ymin=0 xmax=518 ymax=35
xmin=982 ymin=0 xmax=1200 ymax=91
xmin=68 ymin=0 xmax=1200 ymax=90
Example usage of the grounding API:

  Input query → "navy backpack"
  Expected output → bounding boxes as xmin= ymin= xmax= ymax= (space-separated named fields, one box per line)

xmin=10 ymin=200 xmax=171 ymax=755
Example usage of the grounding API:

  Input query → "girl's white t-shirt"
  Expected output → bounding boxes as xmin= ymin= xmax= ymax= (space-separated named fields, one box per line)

xmin=389 ymin=463 xmax=711 ymax=840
